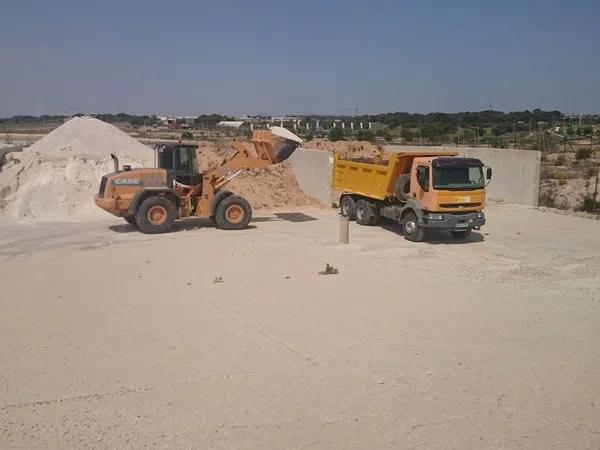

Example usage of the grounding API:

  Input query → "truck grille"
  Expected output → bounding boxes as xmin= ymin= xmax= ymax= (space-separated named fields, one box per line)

xmin=98 ymin=176 xmax=108 ymax=197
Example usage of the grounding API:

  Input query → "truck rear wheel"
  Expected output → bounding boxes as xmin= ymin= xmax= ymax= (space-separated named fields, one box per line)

xmin=355 ymin=199 xmax=377 ymax=226
xmin=215 ymin=195 xmax=252 ymax=230
xmin=135 ymin=196 xmax=177 ymax=234
xmin=403 ymin=212 xmax=426 ymax=242
xmin=340 ymin=196 xmax=356 ymax=220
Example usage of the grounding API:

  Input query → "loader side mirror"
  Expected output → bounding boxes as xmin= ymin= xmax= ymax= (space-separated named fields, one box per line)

xmin=486 ymin=167 xmax=492 ymax=180
xmin=416 ymin=166 xmax=429 ymax=192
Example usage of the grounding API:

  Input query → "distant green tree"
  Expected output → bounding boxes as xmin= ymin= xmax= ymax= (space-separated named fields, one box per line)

xmin=400 ymin=128 xmax=414 ymax=142
xmin=376 ymin=128 xmax=393 ymax=142
xmin=355 ymin=130 xmax=375 ymax=142
xmin=576 ymin=148 xmax=592 ymax=160
xmin=328 ymin=127 xmax=345 ymax=142
xmin=181 ymin=131 xmax=193 ymax=140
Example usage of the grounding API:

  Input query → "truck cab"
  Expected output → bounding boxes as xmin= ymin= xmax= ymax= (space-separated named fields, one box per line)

xmin=407 ymin=156 xmax=490 ymax=239
xmin=334 ymin=151 xmax=492 ymax=242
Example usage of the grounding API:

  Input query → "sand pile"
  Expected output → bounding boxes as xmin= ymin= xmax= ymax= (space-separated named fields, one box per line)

xmin=0 ymin=117 xmax=153 ymax=221
xmin=304 ymin=138 xmax=386 ymax=159
xmin=196 ymin=141 xmax=319 ymax=209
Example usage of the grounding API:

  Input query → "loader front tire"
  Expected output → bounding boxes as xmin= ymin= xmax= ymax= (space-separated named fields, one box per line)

xmin=135 ymin=196 xmax=176 ymax=234
xmin=215 ymin=195 xmax=252 ymax=230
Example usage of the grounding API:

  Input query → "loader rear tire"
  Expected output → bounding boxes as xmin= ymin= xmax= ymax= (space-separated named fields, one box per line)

xmin=340 ymin=195 xmax=356 ymax=220
xmin=135 ymin=196 xmax=176 ymax=234
xmin=215 ymin=195 xmax=252 ymax=230
xmin=124 ymin=215 xmax=137 ymax=226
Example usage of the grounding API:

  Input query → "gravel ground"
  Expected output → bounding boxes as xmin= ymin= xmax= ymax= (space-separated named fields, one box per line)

xmin=0 ymin=203 xmax=599 ymax=449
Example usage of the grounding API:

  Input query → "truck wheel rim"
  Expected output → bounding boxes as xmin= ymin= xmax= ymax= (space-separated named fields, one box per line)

xmin=405 ymin=220 xmax=417 ymax=234
xmin=225 ymin=205 xmax=244 ymax=224
xmin=342 ymin=202 xmax=349 ymax=215
xmin=148 ymin=206 xmax=167 ymax=225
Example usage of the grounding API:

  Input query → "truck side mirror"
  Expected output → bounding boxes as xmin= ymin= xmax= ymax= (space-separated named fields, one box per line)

xmin=416 ymin=166 xmax=429 ymax=192
xmin=486 ymin=167 xmax=492 ymax=180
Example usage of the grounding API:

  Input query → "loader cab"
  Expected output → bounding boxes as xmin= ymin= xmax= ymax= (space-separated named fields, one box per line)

xmin=155 ymin=143 xmax=201 ymax=186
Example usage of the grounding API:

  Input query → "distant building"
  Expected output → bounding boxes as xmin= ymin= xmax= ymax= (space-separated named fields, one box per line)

xmin=217 ymin=121 xmax=246 ymax=128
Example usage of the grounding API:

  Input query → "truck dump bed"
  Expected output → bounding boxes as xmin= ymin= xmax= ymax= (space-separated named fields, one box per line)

xmin=333 ymin=151 xmax=458 ymax=200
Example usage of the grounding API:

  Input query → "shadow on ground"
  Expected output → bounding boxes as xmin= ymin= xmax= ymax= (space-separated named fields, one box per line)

xmin=108 ymin=218 xmax=257 ymax=234
xmin=252 ymin=212 xmax=318 ymax=223
xmin=380 ymin=220 xmax=485 ymax=244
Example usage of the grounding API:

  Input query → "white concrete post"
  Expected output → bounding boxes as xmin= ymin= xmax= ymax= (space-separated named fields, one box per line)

xmin=306 ymin=123 xmax=310 ymax=131
xmin=339 ymin=216 xmax=349 ymax=244
xmin=350 ymin=122 xmax=354 ymax=130
xmin=360 ymin=122 xmax=364 ymax=130
xmin=342 ymin=123 xmax=345 ymax=130
xmin=368 ymin=122 xmax=372 ymax=130
xmin=316 ymin=120 xmax=320 ymax=131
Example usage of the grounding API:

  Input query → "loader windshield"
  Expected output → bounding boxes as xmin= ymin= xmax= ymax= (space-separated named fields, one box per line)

xmin=433 ymin=165 xmax=484 ymax=191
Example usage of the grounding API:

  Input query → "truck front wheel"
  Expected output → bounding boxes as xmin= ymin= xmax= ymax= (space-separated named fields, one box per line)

xmin=403 ymin=212 xmax=426 ymax=242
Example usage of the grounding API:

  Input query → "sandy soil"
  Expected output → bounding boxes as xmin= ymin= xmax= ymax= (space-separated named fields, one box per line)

xmin=196 ymin=141 xmax=320 ymax=209
xmin=1 ymin=203 xmax=599 ymax=449
xmin=304 ymin=138 xmax=385 ymax=159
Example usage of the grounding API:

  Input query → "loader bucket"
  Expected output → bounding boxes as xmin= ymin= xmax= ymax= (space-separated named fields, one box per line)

xmin=252 ymin=126 xmax=303 ymax=164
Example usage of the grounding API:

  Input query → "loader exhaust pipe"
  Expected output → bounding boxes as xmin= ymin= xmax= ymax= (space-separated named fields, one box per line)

xmin=110 ymin=153 xmax=119 ymax=172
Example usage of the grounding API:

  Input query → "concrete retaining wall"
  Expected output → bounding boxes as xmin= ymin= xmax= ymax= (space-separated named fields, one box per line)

xmin=387 ymin=145 xmax=541 ymax=206
xmin=288 ymin=148 xmax=333 ymax=206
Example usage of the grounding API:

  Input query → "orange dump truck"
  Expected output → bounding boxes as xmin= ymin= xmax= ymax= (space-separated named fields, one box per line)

xmin=333 ymin=151 xmax=492 ymax=241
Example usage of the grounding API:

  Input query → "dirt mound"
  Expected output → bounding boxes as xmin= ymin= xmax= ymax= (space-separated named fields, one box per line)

xmin=196 ymin=141 xmax=319 ymax=210
xmin=0 ymin=117 xmax=153 ymax=221
xmin=304 ymin=138 xmax=387 ymax=159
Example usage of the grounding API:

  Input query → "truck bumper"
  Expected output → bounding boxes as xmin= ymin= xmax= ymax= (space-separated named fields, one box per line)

xmin=420 ymin=212 xmax=485 ymax=230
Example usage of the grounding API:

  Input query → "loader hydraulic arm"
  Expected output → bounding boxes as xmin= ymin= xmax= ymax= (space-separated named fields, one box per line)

xmin=203 ymin=128 xmax=301 ymax=191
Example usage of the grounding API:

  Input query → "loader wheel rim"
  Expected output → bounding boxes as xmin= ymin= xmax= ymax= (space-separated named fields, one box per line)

xmin=147 ymin=205 xmax=167 ymax=225
xmin=225 ymin=205 xmax=244 ymax=224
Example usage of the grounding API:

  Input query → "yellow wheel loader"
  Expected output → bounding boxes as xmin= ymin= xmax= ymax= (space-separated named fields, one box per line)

xmin=95 ymin=127 xmax=302 ymax=233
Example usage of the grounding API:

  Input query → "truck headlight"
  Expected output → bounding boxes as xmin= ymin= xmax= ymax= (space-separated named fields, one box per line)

xmin=476 ymin=212 xmax=484 ymax=218
xmin=427 ymin=213 xmax=444 ymax=220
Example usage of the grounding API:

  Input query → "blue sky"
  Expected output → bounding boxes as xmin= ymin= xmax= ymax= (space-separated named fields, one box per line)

xmin=1 ymin=0 xmax=599 ymax=116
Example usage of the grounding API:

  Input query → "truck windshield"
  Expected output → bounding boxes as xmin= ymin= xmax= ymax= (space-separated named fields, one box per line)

xmin=433 ymin=166 xmax=484 ymax=190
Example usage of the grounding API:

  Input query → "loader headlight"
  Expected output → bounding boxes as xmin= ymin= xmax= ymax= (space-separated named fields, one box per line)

xmin=476 ymin=212 xmax=484 ymax=218
xmin=427 ymin=213 xmax=444 ymax=220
